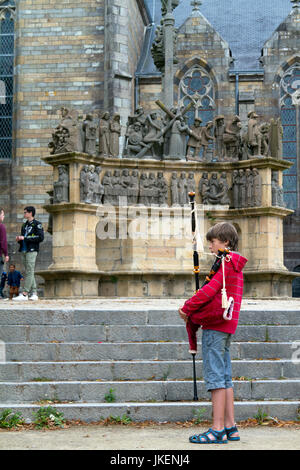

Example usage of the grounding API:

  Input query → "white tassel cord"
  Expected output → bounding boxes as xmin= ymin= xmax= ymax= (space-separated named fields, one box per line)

xmin=221 ymin=255 xmax=234 ymax=321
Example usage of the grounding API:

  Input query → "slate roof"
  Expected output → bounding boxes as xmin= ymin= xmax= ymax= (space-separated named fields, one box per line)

xmin=137 ymin=0 xmax=293 ymax=74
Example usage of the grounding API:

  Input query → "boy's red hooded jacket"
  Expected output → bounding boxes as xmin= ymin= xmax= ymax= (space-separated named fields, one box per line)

xmin=181 ymin=252 xmax=248 ymax=352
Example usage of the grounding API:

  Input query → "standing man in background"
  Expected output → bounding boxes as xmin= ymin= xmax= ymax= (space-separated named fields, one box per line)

xmin=13 ymin=206 xmax=44 ymax=301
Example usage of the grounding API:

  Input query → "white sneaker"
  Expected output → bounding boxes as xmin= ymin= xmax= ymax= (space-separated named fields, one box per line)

xmin=29 ymin=294 xmax=38 ymax=301
xmin=12 ymin=294 xmax=28 ymax=301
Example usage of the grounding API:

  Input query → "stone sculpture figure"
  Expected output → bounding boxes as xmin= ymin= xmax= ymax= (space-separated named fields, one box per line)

xmin=126 ymin=106 xmax=147 ymax=139
xmin=49 ymin=107 xmax=81 ymax=155
xmin=252 ymin=168 xmax=262 ymax=207
xmin=238 ymin=169 xmax=247 ymax=208
xmin=260 ymin=122 xmax=271 ymax=157
xmin=156 ymin=172 xmax=168 ymax=206
xmin=178 ymin=172 xmax=188 ymax=205
xmin=93 ymin=166 xmax=104 ymax=204
xmin=125 ymin=122 xmax=146 ymax=158
xmin=80 ymin=164 xmax=90 ymax=203
xmin=200 ymin=121 xmax=214 ymax=162
xmin=82 ymin=114 xmax=97 ymax=156
xmin=199 ymin=172 xmax=209 ymax=205
xmin=187 ymin=172 xmax=196 ymax=194
xmin=214 ymin=115 xmax=225 ymax=160
xmin=223 ymin=116 xmax=242 ymax=161
xmin=139 ymin=172 xmax=151 ymax=205
xmin=206 ymin=172 xmax=220 ymax=204
xmin=231 ymin=169 xmax=240 ymax=208
xmin=85 ymin=165 xmax=96 ymax=204
xmin=272 ymin=171 xmax=285 ymax=207
xmin=186 ymin=117 xmax=202 ymax=161
xmin=171 ymin=172 xmax=179 ymax=205
xmin=129 ymin=170 xmax=139 ymax=205
xmin=53 ymin=165 xmax=69 ymax=203
xmin=120 ymin=168 xmax=131 ymax=201
xmin=143 ymin=112 xmax=164 ymax=159
xmin=151 ymin=20 xmax=165 ymax=73
xmin=102 ymin=170 xmax=114 ymax=205
xmin=162 ymin=109 xmax=176 ymax=157
xmin=99 ymin=111 xmax=110 ymax=156
xmin=168 ymin=116 xmax=189 ymax=160
xmin=218 ymin=172 xmax=230 ymax=205
xmin=245 ymin=168 xmax=253 ymax=207
xmin=161 ymin=0 xmax=180 ymax=16
xmin=109 ymin=113 xmax=121 ymax=157
xmin=269 ymin=118 xmax=283 ymax=159
xmin=111 ymin=169 xmax=122 ymax=205
xmin=148 ymin=172 xmax=158 ymax=205
xmin=247 ymin=111 xmax=262 ymax=157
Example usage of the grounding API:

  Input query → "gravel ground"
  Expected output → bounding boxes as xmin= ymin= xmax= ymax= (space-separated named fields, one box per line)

xmin=0 ymin=423 xmax=300 ymax=451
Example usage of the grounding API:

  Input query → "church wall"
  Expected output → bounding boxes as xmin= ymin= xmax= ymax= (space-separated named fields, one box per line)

xmin=2 ymin=0 xmax=148 ymax=287
xmin=104 ymin=0 xmax=148 ymax=127
xmin=175 ymin=14 xmax=234 ymax=118
xmin=260 ymin=7 xmax=300 ymax=276
xmin=6 ymin=0 xmax=106 ymax=276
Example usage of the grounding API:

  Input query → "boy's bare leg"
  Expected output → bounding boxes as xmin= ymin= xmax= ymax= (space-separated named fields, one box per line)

xmin=207 ymin=388 xmax=227 ymax=441
xmin=225 ymin=387 xmax=239 ymax=438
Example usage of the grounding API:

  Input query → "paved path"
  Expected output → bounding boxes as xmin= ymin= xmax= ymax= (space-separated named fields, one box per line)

xmin=0 ymin=424 xmax=300 ymax=450
xmin=0 ymin=297 xmax=300 ymax=310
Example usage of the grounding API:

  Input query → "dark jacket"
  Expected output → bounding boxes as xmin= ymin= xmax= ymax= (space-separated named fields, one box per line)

xmin=7 ymin=270 xmax=23 ymax=287
xmin=0 ymin=223 xmax=8 ymax=257
xmin=18 ymin=219 xmax=44 ymax=253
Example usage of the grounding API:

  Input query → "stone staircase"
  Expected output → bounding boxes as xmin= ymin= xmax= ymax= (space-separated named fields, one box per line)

xmin=0 ymin=304 xmax=300 ymax=423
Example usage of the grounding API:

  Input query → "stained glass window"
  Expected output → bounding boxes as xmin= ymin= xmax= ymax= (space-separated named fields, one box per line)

xmin=179 ymin=65 xmax=215 ymax=126
xmin=178 ymin=65 xmax=215 ymax=159
xmin=0 ymin=0 xmax=15 ymax=159
xmin=280 ymin=65 xmax=300 ymax=210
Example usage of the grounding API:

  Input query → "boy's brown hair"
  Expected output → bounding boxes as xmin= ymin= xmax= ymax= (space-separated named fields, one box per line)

xmin=206 ymin=222 xmax=239 ymax=251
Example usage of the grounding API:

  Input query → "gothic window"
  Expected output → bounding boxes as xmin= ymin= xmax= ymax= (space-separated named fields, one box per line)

xmin=178 ymin=65 xmax=216 ymax=127
xmin=0 ymin=0 xmax=15 ymax=159
xmin=280 ymin=64 xmax=300 ymax=210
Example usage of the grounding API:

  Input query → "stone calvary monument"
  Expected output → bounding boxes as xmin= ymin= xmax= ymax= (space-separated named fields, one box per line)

xmin=38 ymin=0 xmax=299 ymax=299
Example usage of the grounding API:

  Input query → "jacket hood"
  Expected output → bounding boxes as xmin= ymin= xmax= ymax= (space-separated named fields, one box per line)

xmin=230 ymin=252 xmax=248 ymax=273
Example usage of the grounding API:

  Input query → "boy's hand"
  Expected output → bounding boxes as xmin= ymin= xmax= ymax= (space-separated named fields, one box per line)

xmin=178 ymin=308 xmax=188 ymax=323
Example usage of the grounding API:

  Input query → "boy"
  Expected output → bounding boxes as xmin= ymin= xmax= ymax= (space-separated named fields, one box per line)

xmin=179 ymin=222 xmax=247 ymax=444
xmin=14 ymin=206 xmax=44 ymax=301
xmin=7 ymin=264 xmax=24 ymax=300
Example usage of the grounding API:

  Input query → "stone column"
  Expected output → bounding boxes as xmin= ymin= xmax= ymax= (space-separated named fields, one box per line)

xmin=163 ymin=0 xmax=175 ymax=109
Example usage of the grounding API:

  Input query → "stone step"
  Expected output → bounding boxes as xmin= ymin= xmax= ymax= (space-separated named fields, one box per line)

xmin=1 ymin=341 xmax=297 ymax=362
xmin=1 ymin=324 xmax=300 ymax=343
xmin=0 ymin=308 xmax=299 ymax=326
xmin=0 ymin=359 xmax=298 ymax=382
xmin=0 ymin=379 xmax=299 ymax=404
xmin=1 ymin=401 xmax=299 ymax=422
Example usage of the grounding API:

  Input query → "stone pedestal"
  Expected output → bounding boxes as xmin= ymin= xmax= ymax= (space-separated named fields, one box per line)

xmin=38 ymin=152 xmax=299 ymax=298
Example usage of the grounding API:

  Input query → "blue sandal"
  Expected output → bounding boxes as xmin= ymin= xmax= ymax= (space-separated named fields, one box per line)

xmin=189 ymin=428 xmax=228 ymax=444
xmin=225 ymin=425 xmax=240 ymax=441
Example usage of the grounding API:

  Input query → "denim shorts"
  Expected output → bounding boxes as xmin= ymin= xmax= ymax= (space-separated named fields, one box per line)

xmin=201 ymin=329 xmax=233 ymax=392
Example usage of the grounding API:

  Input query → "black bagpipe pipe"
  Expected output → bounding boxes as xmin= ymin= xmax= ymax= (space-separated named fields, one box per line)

xmin=187 ymin=192 xmax=234 ymax=401
xmin=188 ymin=191 xmax=199 ymax=401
